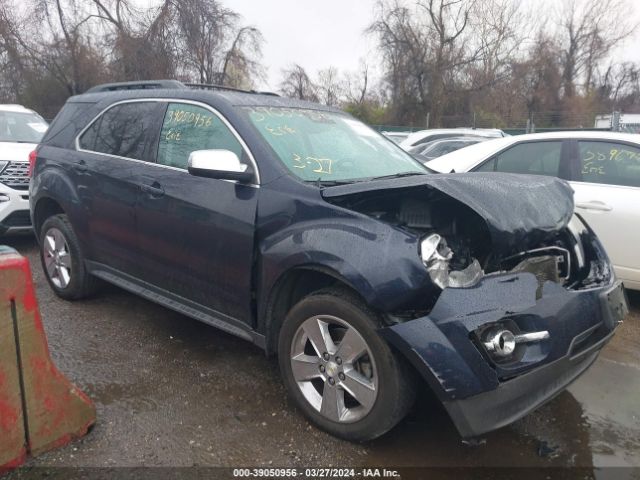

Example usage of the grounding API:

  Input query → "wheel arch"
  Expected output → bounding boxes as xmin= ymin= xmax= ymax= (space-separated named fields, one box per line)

xmin=32 ymin=196 xmax=65 ymax=239
xmin=262 ymin=265 xmax=366 ymax=356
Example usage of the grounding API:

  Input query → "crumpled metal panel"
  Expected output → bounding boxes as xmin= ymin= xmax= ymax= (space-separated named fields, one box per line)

xmin=381 ymin=271 xmax=614 ymax=400
xmin=322 ymin=172 xmax=574 ymax=252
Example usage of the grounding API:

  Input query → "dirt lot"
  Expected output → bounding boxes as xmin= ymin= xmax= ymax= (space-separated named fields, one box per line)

xmin=4 ymin=235 xmax=640 ymax=476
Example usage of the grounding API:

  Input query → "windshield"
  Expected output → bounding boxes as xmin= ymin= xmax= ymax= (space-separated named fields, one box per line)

xmin=0 ymin=110 xmax=48 ymax=143
xmin=243 ymin=106 xmax=426 ymax=183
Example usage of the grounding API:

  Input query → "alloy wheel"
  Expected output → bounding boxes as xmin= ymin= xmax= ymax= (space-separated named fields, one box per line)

xmin=290 ymin=315 xmax=378 ymax=423
xmin=43 ymin=227 xmax=72 ymax=289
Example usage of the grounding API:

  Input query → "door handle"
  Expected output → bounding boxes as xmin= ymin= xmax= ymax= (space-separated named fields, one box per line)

xmin=72 ymin=161 xmax=88 ymax=173
xmin=140 ymin=183 xmax=165 ymax=197
xmin=575 ymin=201 xmax=612 ymax=212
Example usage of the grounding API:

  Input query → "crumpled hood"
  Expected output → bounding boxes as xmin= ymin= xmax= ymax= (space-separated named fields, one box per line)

xmin=321 ymin=173 xmax=574 ymax=251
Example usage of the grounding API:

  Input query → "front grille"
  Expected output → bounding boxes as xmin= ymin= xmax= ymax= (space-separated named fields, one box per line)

xmin=0 ymin=162 xmax=30 ymax=190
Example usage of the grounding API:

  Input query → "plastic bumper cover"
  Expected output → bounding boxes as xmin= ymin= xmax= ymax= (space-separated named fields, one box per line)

xmin=381 ymin=273 xmax=627 ymax=437
xmin=0 ymin=184 xmax=31 ymax=234
xmin=443 ymin=329 xmax=611 ymax=437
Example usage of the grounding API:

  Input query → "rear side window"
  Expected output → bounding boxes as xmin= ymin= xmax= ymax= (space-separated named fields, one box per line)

xmin=476 ymin=141 xmax=562 ymax=176
xmin=43 ymin=102 xmax=94 ymax=148
xmin=78 ymin=102 xmax=160 ymax=160
xmin=578 ymin=141 xmax=640 ymax=187
xmin=156 ymin=103 xmax=243 ymax=169
xmin=79 ymin=119 xmax=99 ymax=151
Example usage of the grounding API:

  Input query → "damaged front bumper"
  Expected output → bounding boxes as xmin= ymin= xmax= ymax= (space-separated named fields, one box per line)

xmin=381 ymin=272 xmax=628 ymax=438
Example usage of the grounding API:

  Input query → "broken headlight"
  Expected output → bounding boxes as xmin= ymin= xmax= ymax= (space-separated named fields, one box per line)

xmin=420 ymin=233 xmax=483 ymax=289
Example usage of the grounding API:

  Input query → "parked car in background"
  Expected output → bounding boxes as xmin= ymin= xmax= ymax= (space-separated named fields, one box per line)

xmin=399 ymin=128 xmax=506 ymax=151
xmin=408 ymin=136 xmax=489 ymax=163
xmin=0 ymin=104 xmax=48 ymax=235
xmin=30 ymin=81 xmax=626 ymax=441
xmin=426 ymin=131 xmax=640 ymax=290
xmin=381 ymin=131 xmax=411 ymax=144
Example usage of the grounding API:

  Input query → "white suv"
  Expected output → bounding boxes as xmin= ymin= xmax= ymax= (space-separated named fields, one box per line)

xmin=0 ymin=104 xmax=48 ymax=235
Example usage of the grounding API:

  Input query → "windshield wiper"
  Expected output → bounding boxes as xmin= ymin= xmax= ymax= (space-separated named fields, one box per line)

xmin=368 ymin=171 xmax=428 ymax=181
xmin=313 ymin=178 xmax=355 ymax=187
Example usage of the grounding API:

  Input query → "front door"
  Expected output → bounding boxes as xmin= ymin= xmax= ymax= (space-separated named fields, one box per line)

xmin=135 ymin=101 xmax=258 ymax=324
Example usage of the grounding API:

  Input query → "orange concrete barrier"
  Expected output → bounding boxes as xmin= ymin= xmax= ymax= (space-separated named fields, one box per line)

xmin=0 ymin=246 xmax=95 ymax=472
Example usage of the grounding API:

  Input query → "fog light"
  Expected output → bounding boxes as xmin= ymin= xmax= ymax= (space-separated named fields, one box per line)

xmin=0 ymin=193 xmax=10 ymax=203
xmin=482 ymin=328 xmax=550 ymax=358
xmin=484 ymin=330 xmax=516 ymax=357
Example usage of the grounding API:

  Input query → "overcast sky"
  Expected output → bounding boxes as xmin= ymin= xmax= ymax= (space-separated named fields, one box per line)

xmin=136 ymin=0 xmax=640 ymax=91
xmin=230 ymin=0 xmax=379 ymax=90
xmin=228 ymin=0 xmax=640 ymax=92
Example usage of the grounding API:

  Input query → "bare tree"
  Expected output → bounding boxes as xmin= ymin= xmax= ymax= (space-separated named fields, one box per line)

xmin=555 ymin=0 xmax=637 ymax=98
xmin=596 ymin=62 xmax=640 ymax=108
xmin=344 ymin=61 xmax=370 ymax=105
xmin=175 ymin=0 xmax=235 ymax=83
xmin=0 ymin=0 xmax=108 ymax=95
xmin=514 ymin=34 xmax=563 ymax=126
xmin=279 ymin=64 xmax=318 ymax=101
xmin=368 ymin=0 xmax=525 ymax=126
xmin=316 ymin=67 xmax=343 ymax=106
xmin=169 ymin=0 xmax=264 ymax=87
xmin=0 ymin=0 xmax=264 ymax=115
xmin=1 ymin=0 xmax=638 ymax=130
xmin=220 ymin=25 xmax=264 ymax=88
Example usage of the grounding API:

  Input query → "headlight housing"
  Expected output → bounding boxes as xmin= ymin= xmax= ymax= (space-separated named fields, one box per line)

xmin=420 ymin=233 xmax=483 ymax=289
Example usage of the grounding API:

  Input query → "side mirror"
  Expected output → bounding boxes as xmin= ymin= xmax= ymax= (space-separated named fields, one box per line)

xmin=187 ymin=150 xmax=254 ymax=183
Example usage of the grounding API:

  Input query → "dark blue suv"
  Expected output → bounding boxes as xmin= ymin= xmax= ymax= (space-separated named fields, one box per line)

xmin=29 ymin=80 xmax=627 ymax=441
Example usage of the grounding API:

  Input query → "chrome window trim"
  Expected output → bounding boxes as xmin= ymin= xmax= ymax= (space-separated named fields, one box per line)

xmin=74 ymin=98 xmax=261 ymax=186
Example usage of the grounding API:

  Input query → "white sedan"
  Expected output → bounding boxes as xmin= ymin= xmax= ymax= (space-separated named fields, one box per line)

xmin=425 ymin=131 xmax=640 ymax=290
xmin=399 ymin=128 xmax=506 ymax=151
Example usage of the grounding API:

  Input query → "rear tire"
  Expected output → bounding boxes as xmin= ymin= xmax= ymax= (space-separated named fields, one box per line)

xmin=39 ymin=214 xmax=98 ymax=300
xmin=278 ymin=287 xmax=415 ymax=441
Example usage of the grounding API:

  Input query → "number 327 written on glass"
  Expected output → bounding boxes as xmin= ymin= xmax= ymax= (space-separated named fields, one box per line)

xmin=292 ymin=154 xmax=333 ymax=174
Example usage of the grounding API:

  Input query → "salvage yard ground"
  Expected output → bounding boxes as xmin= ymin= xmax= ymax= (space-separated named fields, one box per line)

xmin=5 ymin=235 xmax=640 ymax=473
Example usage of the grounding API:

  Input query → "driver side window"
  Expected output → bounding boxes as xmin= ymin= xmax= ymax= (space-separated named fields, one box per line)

xmin=156 ymin=103 xmax=244 ymax=169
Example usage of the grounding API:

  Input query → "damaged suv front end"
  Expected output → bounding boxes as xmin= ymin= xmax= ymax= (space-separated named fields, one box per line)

xmin=321 ymin=172 xmax=627 ymax=437
xmin=239 ymin=103 xmax=628 ymax=439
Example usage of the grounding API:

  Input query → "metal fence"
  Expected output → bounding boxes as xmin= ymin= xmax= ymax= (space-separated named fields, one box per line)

xmin=372 ymin=111 xmax=640 ymax=136
xmin=372 ymin=125 xmax=613 ymax=136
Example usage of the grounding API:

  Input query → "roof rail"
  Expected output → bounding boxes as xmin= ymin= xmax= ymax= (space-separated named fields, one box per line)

xmin=185 ymin=83 xmax=280 ymax=97
xmin=85 ymin=80 xmax=187 ymax=93
xmin=84 ymin=79 xmax=280 ymax=97
xmin=185 ymin=82 xmax=249 ymax=93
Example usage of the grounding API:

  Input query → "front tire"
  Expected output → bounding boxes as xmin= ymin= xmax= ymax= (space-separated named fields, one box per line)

xmin=39 ymin=214 xmax=98 ymax=300
xmin=278 ymin=288 xmax=415 ymax=441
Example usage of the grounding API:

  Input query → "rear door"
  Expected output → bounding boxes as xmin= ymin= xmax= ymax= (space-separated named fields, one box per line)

xmin=135 ymin=101 xmax=259 ymax=324
xmin=568 ymin=139 xmax=640 ymax=289
xmin=76 ymin=101 xmax=165 ymax=276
